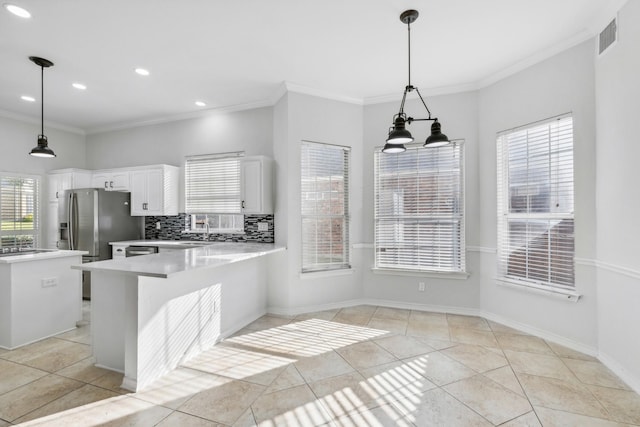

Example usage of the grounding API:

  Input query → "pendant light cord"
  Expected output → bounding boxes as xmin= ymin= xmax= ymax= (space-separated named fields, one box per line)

xmin=407 ymin=20 xmax=411 ymax=87
xmin=40 ymin=65 xmax=44 ymax=136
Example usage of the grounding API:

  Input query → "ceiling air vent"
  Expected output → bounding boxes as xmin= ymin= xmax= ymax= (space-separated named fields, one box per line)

xmin=599 ymin=18 xmax=617 ymax=55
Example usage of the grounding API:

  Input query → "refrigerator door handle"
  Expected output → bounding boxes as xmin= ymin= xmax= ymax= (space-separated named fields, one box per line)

xmin=67 ymin=192 xmax=74 ymax=250
xmin=71 ymin=192 xmax=79 ymax=250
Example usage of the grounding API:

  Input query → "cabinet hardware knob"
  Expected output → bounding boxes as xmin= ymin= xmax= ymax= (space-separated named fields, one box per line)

xmin=110 ymin=181 xmax=114 ymax=188
xmin=242 ymin=200 xmax=245 ymax=209
xmin=104 ymin=181 xmax=108 ymax=189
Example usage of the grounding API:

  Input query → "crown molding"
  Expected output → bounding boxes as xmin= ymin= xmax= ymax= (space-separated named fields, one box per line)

xmin=0 ymin=109 xmax=85 ymax=135
xmin=477 ymin=29 xmax=594 ymax=90
xmin=86 ymin=99 xmax=274 ymax=135
xmin=363 ymin=81 xmax=479 ymax=106
xmin=282 ymin=81 xmax=363 ymax=106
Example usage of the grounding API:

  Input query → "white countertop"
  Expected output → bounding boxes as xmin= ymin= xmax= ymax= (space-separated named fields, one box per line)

xmin=0 ymin=249 xmax=87 ymax=264
xmin=72 ymin=242 xmax=285 ymax=278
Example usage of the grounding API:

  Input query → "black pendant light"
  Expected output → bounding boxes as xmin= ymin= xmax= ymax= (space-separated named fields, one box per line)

xmin=28 ymin=56 xmax=56 ymax=158
xmin=383 ymin=10 xmax=450 ymax=153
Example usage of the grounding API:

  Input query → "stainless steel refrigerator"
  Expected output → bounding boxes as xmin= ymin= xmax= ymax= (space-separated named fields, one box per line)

xmin=58 ymin=188 xmax=143 ymax=298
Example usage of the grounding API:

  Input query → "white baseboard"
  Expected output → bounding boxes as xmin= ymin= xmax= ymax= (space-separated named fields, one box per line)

xmin=480 ymin=310 xmax=598 ymax=357
xmin=121 ymin=376 xmax=137 ymax=392
xmin=220 ymin=309 xmax=268 ymax=339
xmin=598 ymin=351 xmax=640 ymax=394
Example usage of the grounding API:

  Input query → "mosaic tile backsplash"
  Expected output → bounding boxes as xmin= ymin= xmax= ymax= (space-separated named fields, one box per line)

xmin=144 ymin=213 xmax=274 ymax=243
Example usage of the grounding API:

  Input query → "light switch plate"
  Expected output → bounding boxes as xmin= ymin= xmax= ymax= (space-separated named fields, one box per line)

xmin=41 ymin=277 xmax=58 ymax=287
xmin=258 ymin=222 xmax=268 ymax=231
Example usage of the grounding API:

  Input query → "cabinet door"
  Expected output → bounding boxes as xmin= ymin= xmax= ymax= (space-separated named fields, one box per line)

xmin=241 ymin=159 xmax=262 ymax=214
xmin=145 ymin=169 xmax=164 ymax=215
xmin=130 ymin=171 xmax=148 ymax=216
xmin=109 ymin=171 xmax=130 ymax=191
xmin=91 ymin=173 xmax=110 ymax=190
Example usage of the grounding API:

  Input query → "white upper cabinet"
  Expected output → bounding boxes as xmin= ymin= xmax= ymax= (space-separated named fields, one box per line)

xmin=130 ymin=165 xmax=179 ymax=216
xmin=91 ymin=170 xmax=130 ymax=191
xmin=241 ymin=156 xmax=273 ymax=214
xmin=47 ymin=169 xmax=92 ymax=201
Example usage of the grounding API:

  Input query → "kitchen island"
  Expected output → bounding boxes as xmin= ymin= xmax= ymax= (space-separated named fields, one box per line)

xmin=72 ymin=242 xmax=284 ymax=392
xmin=0 ymin=249 xmax=86 ymax=349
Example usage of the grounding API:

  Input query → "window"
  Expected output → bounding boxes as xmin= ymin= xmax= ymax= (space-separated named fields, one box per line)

xmin=185 ymin=152 xmax=244 ymax=233
xmin=0 ymin=174 xmax=40 ymax=248
xmin=301 ymin=141 xmax=350 ymax=272
xmin=374 ymin=142 xmax=465 ymax=272
xmin=497 ymin=114 xmax=574 ymax=291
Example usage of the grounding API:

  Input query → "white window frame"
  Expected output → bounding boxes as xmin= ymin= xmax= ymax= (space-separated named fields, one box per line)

xmin=374 ymin=141 xmax=466 ymax=273
xmin=497 ymin=114 xmax=575 ymax=292
xmin=184 ymin=152 xmax=244 ymax=234
xmin=301 ymin=141 xmax=351 ymax=273
xmin=0 ymin=172 xmax=40 ymax=248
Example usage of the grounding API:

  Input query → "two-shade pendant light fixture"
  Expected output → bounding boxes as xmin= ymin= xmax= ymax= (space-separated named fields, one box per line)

xmin=28 ymin=56 xmax=56 ymax=158
xmin=383 ymin=10 xmax=450 ymax=154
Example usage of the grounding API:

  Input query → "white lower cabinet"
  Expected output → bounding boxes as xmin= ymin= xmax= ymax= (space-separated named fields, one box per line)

xmin=130 ymin=165 xmax=179 ymax=216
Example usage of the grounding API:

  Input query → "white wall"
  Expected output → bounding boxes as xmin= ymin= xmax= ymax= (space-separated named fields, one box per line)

xmin=360 ymin=91 xmax=482 ymax=312
xmin=594 ymin=0 xmax=640 ymax=391
xmin=85 ymin=107 xmax=273 ymax=212
xmin=0 ymin=115 xmax=87 ymax=246
xmin=477 ymin=40 xmax=598 ymax=349
xmin=268 ymin=92 xmax=364 ymax=314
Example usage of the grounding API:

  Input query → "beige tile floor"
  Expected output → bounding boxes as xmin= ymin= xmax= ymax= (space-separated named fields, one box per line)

xmin=1 ymin=303 xmax=639 ymax=426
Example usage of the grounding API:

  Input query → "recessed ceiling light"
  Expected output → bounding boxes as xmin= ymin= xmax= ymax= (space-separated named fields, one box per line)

xmin=4 ymin=3 xmax=31 ymax=18
xmin=195 ymin=101 xmax=206 ymax=107
xmin=135 ymin=68 xmax=150 ymax=76
xmin=72 ymin=82 xmax=87 ymax=90
xmin=21 ymin=95 xmax=35 ymax=102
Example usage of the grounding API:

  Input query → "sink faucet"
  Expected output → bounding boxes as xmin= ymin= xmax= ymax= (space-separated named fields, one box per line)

xmin=203 ymin=223 xmax=210 ymax=240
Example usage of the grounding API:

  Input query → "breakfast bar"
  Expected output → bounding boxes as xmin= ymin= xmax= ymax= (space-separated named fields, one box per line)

xmin=73 ymin=242 xmax=284 ymax=392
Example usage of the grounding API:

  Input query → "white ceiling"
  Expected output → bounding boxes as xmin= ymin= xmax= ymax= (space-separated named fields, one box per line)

xmin=0 ymin=0 xmax=624 ymax=134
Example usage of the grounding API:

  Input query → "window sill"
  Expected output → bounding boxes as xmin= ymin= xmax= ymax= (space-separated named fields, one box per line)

xmin=371 ymin=268 xmax=470 ymax=280
xmin=496 ymin=278 xmax=582 ymax=302
xmin=300 ymin=268 xmax=355 ymax=280
xmin=182 ymin=230 xmax=246 ymax=236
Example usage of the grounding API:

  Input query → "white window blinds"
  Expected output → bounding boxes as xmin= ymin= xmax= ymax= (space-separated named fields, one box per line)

xmin=0 ymin=174 xmax=40 ymax=248
xmin=497 ymin=114 xmax=575 ymax=290
xmin=185 ymin=152 xmax=243 ymax=214
xmin=374 ymin=142 xmax=465 ymax=272
xmin=301 ymin=141 xmax=350 ymax=272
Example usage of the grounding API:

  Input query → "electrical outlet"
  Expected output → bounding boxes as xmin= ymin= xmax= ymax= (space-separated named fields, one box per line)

xmin=418 ymin=282 xmax=426 ymax=292
xmin=258 ymin=222 xmax=268 ymax=231
xmin=41 ymin=277 xmax=58 ymax=288
xmin=155 ymin=221 xmax=161 ymax=230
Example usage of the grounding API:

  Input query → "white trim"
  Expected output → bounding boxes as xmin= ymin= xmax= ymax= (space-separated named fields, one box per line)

xmin=0 ymin=109 xmax=85 ymax=135
xmin=299 ymin=268 xmax=355 ymax=280
xmin=220 ymin=308 xmax=268 ymax=339
xmin=480 ymin=310 xmax=598 ymax=357
xmin=598 ymin=351 xmax=640 ymax=395
xmin=267 ymin=299 xmax=365 ymax=317
xmin=595 ymin=259 xmax=640 ymax=280
xmin=283 ymin=82 xmax=363 ymax=106
xmin=363 ymin=82 xmax=479 ymax=105
xmin=361 ymin=299 xmax=480 ymax=317
xmin=467 ymin=246 xmax=496 ymax=254
xmin=87 ymin=99 xmax=273 ymax=135
xmin=496 ymin=278 xmax=581 ymax=302
xmin=120 ymin=376 xmax=138 ymax=392
xmin=574 ymin=257 xmax=598 ymax=268
xmin=478 ymin=30 xmax=594 ymax=90
xmin=94 ymin=363 xmax=124 ymax=374
xmin=372 ymin=268 xmax=470 ymax=280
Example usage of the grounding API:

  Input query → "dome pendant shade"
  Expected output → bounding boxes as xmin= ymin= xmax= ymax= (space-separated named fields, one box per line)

xmin=28 ymin=56 xmax=56 ymax=158
xmin=30 ymin=135 xmax=56 ymax=158
xmin=382 ymin=143 xmax=406 ymax=153
xmin=424 ymin=120 xmax=450 ymax=148
xmin=386 ymin=116 xmax=414 ymax=144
